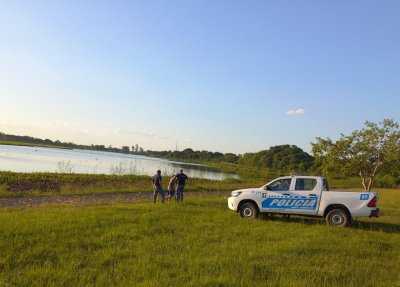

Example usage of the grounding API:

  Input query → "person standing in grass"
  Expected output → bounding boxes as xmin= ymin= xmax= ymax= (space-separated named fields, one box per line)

xmin=175 ymin=169 xmax=188 ymax=202
xmin=167 ymin=174 xmax=177 ymax=202
xmin=152 ymin=170 xmax=165 ymax=203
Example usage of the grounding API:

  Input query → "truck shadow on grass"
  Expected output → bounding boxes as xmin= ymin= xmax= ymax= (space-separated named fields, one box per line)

xmin=351 ymin=221 xmax=400 ymax=234
xmin=259 ymin=214 xmax=400 ymax=234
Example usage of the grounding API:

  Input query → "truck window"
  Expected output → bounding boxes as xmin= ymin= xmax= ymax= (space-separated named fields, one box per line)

xmin=266 ymin=179 xmax=291 ymax=191
xmin=295 ymin=178 xmax=317 ymax=191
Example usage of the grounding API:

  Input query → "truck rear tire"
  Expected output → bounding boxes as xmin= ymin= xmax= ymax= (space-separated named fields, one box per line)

xmin=239 ymin=202 xmax=259 ymax=219
xmin=325 ymin=208 xmax=351 ymax=227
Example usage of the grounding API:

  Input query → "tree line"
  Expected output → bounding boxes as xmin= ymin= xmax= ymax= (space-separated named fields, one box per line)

xmin=1 ymin=118 xmax=399 ymax=190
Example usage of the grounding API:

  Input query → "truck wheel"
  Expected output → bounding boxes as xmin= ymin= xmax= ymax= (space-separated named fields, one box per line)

xmin=325 ymin=208 xmax=351 ymax=227
xmin=239 ymin=202 xmax=259 ymax=219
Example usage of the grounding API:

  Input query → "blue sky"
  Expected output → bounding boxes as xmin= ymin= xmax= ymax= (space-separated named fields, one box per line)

xmin=1 ymin=0 xmax=399 ymax=153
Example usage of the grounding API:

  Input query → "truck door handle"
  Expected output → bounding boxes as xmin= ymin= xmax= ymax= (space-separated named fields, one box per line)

xmin=283 ymin=193 xmax=290 ymax=196
xmin=309 ymin=194 xmax=316 ymax=197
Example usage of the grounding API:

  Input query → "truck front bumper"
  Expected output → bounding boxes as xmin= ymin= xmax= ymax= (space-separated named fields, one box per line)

xmin=370 ymin=208 xmax=380 ymax=218
xmin=228 ymin=197 xmax=238 ymax=211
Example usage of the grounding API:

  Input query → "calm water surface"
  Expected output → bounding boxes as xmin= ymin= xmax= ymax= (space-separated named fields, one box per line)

xmin=0 ymin=145 xmax=238 ymax=180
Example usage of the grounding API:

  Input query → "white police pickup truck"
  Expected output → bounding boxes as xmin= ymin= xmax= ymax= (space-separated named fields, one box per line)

xmin=228 ymin=176 xmax=380 ymax=227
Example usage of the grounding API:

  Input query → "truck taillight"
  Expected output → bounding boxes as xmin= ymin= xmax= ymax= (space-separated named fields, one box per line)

xmin=367 ymin=196 xmax=377 ymax=208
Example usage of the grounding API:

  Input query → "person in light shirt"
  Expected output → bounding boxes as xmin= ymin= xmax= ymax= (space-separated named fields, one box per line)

xmin=167 ymin=174 xmax=177 ymax=202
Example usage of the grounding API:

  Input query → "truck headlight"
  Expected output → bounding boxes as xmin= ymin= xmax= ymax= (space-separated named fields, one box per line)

xmin=231 ymin=191 xmax=242 ymax=197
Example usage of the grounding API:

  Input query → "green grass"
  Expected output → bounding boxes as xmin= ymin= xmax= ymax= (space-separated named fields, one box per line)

xmin=0 ymin=189 xmax=399 ymax=287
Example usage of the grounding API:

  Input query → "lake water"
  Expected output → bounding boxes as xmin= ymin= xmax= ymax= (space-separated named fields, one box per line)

xmin=0 ymin=145 xmax=239 ymax=180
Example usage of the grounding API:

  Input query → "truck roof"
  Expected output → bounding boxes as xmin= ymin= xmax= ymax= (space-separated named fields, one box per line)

xmin=278 ymin=175 xmax=325 ymax=179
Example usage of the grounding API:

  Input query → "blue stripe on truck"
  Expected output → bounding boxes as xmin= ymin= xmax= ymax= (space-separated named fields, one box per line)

xmin=262 ymin=195 xmax=318 ymax=210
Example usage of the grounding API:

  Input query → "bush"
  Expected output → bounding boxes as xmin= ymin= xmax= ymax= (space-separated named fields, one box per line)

xmin=376 ymin=175 xmax=399 ymax=188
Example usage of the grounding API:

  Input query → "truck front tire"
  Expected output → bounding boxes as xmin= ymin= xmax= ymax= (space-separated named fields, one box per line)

xmin=325 ymin=208 xmax=351 ymax=227
xmin=239 ymin=202 xmax=259 ymax=219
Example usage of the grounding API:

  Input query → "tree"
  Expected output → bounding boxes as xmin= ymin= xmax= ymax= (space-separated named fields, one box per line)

xmin=223 ymin=153 xmax=239 ymax=163
xmin=239 ymin=145 xmax=314 ymax=173
xmin=312 ymin=119 xmax=400 ymax=191
xmin=121 ymin=146 xmax=130 ymax=153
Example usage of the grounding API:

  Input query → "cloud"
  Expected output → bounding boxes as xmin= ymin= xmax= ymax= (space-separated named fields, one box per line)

xmin=286 ymin=108 xmax=305 ymax=116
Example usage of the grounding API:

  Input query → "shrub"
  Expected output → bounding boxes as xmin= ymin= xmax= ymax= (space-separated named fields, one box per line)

xmin=376 ymin=175 xmax=399 ymax=188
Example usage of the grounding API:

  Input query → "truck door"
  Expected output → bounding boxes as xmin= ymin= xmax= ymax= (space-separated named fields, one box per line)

xmin=261 ymin=177 xmax=321 ymax=215
xmin=261 ymin=178 xmax=293 ymax=212
xmin=289 ymin=178 xmax=321 ymax=215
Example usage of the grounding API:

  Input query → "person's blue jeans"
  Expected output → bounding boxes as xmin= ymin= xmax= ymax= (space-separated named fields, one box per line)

xmin=176 ymin=185 xmax=185 ymax=202
xmin=153 ymin=187 xmax=165 ymax=203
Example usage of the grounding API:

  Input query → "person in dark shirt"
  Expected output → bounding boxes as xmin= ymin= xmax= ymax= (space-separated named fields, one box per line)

xmin=152 ymin=170 xmax=165 ymax=203
xmin=175 ymin=169 xmax=188 ymax=202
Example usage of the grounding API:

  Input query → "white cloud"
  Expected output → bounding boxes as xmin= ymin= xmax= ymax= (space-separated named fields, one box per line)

xmin=286 ymin=108 xmax=305 ymax=116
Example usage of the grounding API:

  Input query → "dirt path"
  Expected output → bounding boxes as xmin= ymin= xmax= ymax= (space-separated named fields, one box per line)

xmin=0 ymin=191 xmax=230 ymax=208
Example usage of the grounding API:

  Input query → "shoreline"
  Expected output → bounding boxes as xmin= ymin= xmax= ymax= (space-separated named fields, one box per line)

xmin=0 ymin=190 xmax=231 ymax=208
xmin=0 ymin=141 xmax=72 ymax=150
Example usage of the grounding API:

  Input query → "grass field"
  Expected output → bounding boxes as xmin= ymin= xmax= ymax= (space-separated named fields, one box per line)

xmin=0 ymin=189 xmax=399 ymax=287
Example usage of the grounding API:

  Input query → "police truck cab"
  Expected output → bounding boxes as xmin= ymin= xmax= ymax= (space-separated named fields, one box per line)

xmin=228 ymin=176 xmax=379 ymax=227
